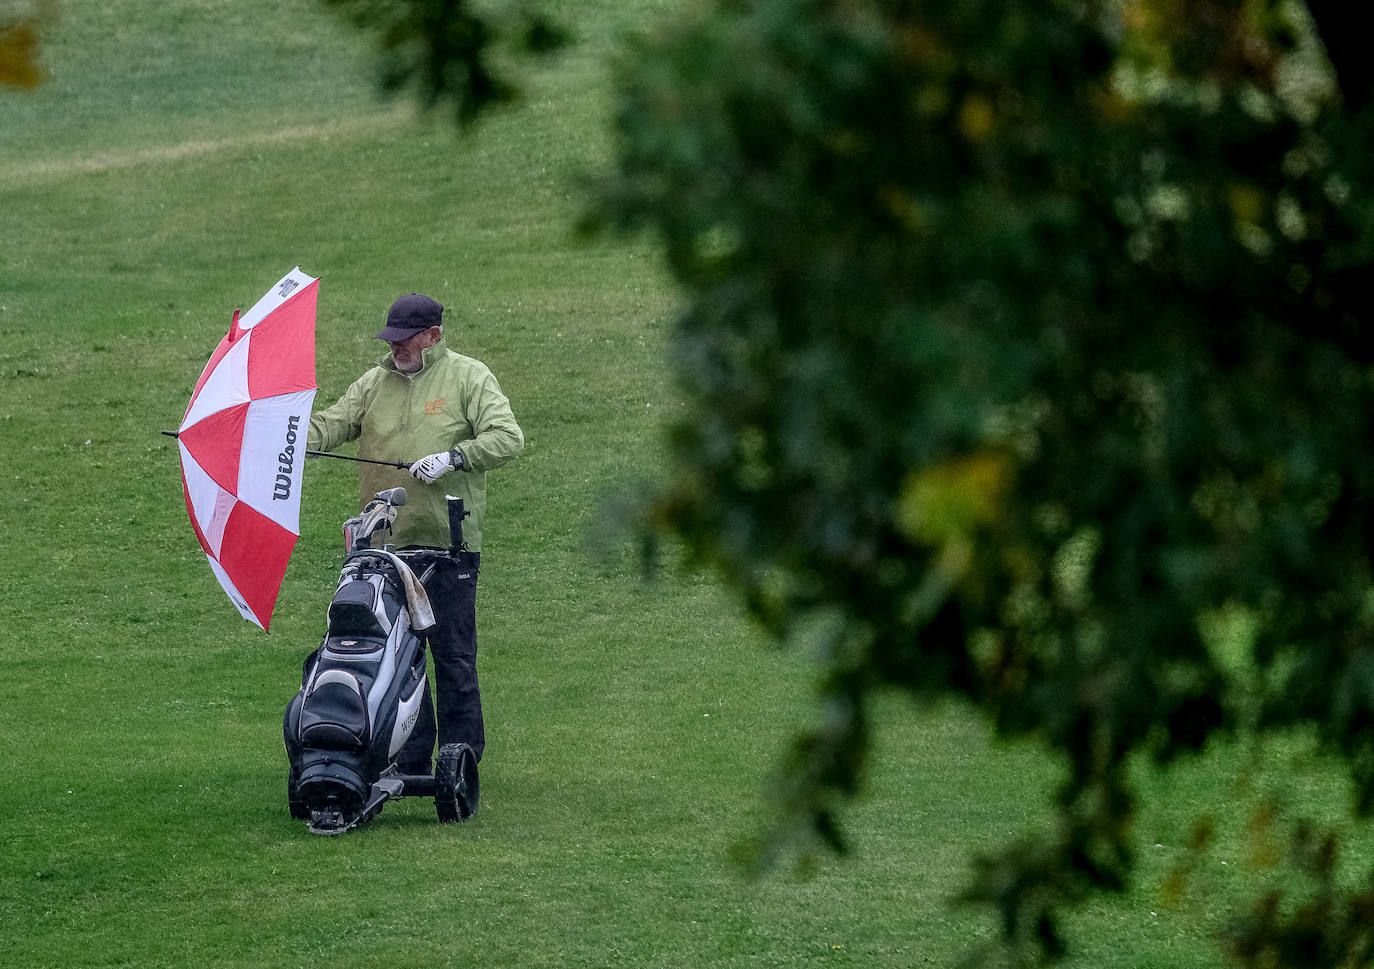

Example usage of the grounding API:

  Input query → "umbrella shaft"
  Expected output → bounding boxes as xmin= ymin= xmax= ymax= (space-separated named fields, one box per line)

xmin=306 ymin=449 xmax=411 ymax=469
xmin=163 ymin=431 xmax=406 ymax=468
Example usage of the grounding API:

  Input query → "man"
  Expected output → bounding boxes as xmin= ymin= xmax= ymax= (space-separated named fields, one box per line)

xmin=306 ymin=293 xmax=524 ymax=810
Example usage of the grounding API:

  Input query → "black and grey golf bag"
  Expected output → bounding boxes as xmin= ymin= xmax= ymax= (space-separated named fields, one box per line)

xmin=284 ymin=487 xmax=477 ymax=833
xmin=283 ymin=546 xmax=429 ymax=818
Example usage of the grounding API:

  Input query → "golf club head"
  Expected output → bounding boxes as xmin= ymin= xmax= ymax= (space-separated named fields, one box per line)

xmin=343 ymin=489 xmax=407 ymax=552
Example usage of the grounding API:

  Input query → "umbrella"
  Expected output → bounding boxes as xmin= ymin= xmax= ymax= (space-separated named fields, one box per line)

xmin=175 ymin=267 xmax=319 ymax=630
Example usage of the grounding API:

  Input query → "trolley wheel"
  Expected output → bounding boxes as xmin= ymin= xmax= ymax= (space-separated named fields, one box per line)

xmin=435 ymin=743 xmax=478 ymax=823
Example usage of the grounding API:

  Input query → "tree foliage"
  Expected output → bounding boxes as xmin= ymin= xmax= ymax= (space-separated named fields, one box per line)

xmin=582 ymin=0 xmax=1374 ymax=961
xmin=342 ymin=0 xmax=1374 ymax=961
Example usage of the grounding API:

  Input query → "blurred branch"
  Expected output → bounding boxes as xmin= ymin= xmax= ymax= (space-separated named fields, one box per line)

xmin=0 ymin=2 xmax=53 ymax=90
xmin=320 ymin=0 xmax=568 ymax=125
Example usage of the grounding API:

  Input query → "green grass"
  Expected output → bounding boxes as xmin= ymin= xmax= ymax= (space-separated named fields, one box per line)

xmin=2 ymin=2 xmax=1369 ymax=966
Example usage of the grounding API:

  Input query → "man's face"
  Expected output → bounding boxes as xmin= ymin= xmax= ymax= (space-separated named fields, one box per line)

xmin=388 ymin=326 xmax=441 ymax=374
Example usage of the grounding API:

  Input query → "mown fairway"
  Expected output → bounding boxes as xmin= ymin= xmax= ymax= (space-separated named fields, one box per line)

xmin=2 ymin=2 xmax=1367 ymax=967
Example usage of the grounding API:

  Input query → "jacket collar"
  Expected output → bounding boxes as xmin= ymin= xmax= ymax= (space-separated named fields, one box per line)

xmin=378 ymin=335 xmax=448 ymax=377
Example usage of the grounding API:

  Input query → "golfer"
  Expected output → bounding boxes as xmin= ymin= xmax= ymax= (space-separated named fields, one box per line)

xmin=306 ymin=293 xmax=524 ymax=805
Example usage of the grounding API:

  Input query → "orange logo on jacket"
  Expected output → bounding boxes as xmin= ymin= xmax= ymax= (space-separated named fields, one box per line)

xmin=424 ymin=398 xmax=445 ymax=416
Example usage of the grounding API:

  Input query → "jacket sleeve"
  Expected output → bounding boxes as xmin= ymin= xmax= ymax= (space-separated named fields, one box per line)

xmin=457 ymin=370 xmax=524 ymax=472
xmin=307 ymin=375 xmax=369 ymax=453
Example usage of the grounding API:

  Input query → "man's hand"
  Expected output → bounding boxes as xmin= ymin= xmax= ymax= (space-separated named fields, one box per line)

xmin=410 ymin=449 xmax=462 ymax=484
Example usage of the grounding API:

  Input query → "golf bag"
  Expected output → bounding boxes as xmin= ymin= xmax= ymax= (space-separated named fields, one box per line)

xmin=283 ymin=487 xmax=477 ymax=833
xmin=283 ymin=548 xmax=429 ymax=817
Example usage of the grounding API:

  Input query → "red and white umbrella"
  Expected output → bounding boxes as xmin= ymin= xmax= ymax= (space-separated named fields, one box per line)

xmin=176 ymin=267 xmax=319 ymax=630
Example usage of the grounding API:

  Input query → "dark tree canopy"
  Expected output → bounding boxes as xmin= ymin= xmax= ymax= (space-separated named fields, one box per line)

xmin=587 ymin=1 xmax=1374 ymax=961
xmin=336 ymin=0 xmax=1374 ymax=962
xmin=591 ymin=1 xmax=1374 ymax=961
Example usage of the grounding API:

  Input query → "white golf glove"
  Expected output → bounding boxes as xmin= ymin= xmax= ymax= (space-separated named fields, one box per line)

xmin=410 ymin=449 xmax=463 ymax=484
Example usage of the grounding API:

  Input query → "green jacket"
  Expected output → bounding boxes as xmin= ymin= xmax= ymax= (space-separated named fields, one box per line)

xmin=307 ymin=337 xmax=524 ymax=550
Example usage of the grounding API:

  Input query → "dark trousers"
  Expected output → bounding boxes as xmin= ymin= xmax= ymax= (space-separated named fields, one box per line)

xmin=398 ymin=552 xmax=483 ymax=771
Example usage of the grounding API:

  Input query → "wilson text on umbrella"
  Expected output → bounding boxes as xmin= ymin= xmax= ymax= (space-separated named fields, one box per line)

xmin=274 ymin=416 xmax=301 ymax=501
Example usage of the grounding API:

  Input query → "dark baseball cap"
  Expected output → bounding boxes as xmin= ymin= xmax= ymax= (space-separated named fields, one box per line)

xmin=375 ymin=293 xmax=444 ymax=341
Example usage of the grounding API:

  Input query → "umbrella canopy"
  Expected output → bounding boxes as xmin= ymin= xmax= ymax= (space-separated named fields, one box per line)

xmin=177 ymin=267 xmax=319 ymax=630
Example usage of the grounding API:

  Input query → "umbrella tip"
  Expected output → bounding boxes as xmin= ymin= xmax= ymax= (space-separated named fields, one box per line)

xmin=229 ymin=308 xmax=243 ymax=342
